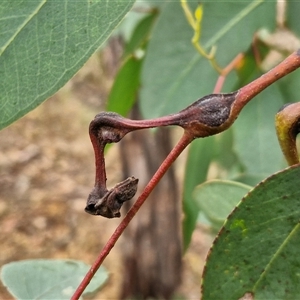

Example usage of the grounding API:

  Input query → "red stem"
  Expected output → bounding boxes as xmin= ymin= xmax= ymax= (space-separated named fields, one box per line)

xmin=73 ymin=49 xmax=300 ymax=299
xmin=235 ymin=50 xmax=300 ymax=110
xmin=90 ymin=133 xmax=106 ymax=191
xmin=213 ymin=53 xmax=244 ymax=93
xmin=213 ymin=75 xmax=225 ymax=94
xmin=71 ymin=131 xmax=193 ymax=300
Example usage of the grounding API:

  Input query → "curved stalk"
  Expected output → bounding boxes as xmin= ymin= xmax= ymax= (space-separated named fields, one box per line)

xmin=71 ymin=132 xmax=193 ymax=300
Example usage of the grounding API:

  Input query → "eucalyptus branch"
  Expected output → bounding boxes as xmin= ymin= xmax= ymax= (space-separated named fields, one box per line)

xmin=72 ymin=49 xmax=300 ymax=299
xmin=71 ymin=133 xmax=193 ymax=300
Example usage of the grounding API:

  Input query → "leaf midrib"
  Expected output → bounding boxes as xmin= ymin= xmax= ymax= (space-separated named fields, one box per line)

xmin=252 ymin=223 xmax=300 ymax=291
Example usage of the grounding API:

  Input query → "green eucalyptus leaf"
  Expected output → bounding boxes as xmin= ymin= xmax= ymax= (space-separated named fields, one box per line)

xmin=0 ymin=0 xmax=135 ymax=129
xmin=233 ymin=173 xmax=268 ymax=187
xmin=233 ymin=83 xmax=286 ymax=176
xmin=1 ymin=259 xmax=108 ymax=300
xmin=287 ymin=1 xmax=300 ymax=36
xmin=235 ymin=45 xmax=268 ymax=87
xmin=183 ymin=128 xmax=242 ymax=248
xmin=182 ymin=136 xmax=216 ymax=250
xmin=106 ymin=56 xmax=142 ymax=116
xmin=140 ymin=1 xmax=275 ymax=119
xmin=123 ymin=12 xmax=157 ymax=57
xmin=277 ymin=68 xmax=300 ymax=105
xmin=214 ymin=128 xmax=240 ymax=174
xmin=106 ymin=11 xmax=157 ymax=116
xmin=202 ymin=164 xmax=300 ymax=300
xmin=193 ymin=180 xmax=251 ymax=230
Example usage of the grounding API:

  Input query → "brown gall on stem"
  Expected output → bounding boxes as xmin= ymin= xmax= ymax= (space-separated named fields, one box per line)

xmin=85 ymin=177 xmax=139 ymax=218
xmin=275 ymin=102 xmax=300 ymax=166
xmin=89 ymin=92 xmax=239 ymax=139
xmin=175 ymin=91 xmax=238 ymax=138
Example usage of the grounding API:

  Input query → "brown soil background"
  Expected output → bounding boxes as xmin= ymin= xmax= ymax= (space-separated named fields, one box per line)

xmin=0 ymin=49 xmax=213 ymax=299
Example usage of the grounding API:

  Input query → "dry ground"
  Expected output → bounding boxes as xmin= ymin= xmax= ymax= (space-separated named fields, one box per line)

xmin=0 ymin=52 xmax=213 ymax=300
